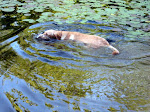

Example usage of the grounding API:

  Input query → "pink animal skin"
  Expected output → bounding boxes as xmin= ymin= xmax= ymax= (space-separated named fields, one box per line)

xmin=37 ymin=30 xmax=119 ymax=55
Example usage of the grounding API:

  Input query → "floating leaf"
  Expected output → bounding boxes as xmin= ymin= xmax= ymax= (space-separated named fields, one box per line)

xmin=0 ymin=0 xmax=149 ymax=40
xmin=1 ymin=7 xmax=15 ymax=12
xmin=41 ymin=12 xmax=52 ymax=16
xmin=23 ymin=19 xmax=35 ymax=23
xmin=35 ymin=8 xmax=44 ymax=12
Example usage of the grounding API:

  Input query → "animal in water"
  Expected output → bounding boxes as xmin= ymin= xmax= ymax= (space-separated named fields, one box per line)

xmin=36 ymin=30 xmax=119 ymax=55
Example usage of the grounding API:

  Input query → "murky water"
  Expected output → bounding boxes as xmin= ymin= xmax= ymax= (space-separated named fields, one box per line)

xmin=0 ymin=21 xmax=150 ymax=111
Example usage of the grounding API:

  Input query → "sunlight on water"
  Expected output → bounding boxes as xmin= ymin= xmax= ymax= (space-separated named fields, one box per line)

xmin=0 ymin=0 xmax=150 ymax=110
xmin=0 ymin=21 xmax=150 ymax=111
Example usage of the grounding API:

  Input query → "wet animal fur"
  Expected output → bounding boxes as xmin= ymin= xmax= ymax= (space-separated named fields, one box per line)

xmin=37 ymin=30 xmax=119 ymax=55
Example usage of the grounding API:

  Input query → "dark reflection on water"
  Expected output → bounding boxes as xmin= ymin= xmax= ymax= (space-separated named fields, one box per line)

xmin=0 ymin=21 xmax=150 ymax=111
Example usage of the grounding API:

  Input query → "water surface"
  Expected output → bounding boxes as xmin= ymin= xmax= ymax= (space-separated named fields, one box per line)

xmin=0 ymin=21 xmax=150 ymax=112
xmin=0 ymin=0 xmax=150 ymax=111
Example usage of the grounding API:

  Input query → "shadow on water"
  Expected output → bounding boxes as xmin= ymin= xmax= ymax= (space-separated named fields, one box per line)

xmin=0 ymin=21 xmax=150 ymax=111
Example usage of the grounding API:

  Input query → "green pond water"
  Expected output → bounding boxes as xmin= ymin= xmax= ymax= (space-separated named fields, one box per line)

xmin=0 ymin=0 xmax=150 ymax=112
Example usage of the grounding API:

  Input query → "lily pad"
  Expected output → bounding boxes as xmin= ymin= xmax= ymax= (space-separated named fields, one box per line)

xmin=35 ymin=8 xmax=44 ymax=12
xmin=1 ymin=7 xmax=15 ymax=12
xmin=23 ymin=19 xmax=35 ymax=23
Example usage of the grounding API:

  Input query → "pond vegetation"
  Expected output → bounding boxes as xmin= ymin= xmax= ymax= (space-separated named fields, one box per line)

xmin=0 ymin=0 xmax=150 ymax=111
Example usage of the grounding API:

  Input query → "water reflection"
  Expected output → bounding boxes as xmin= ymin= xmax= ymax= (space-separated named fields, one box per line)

xmin=0 ymin=21 xmax=150 ymax=111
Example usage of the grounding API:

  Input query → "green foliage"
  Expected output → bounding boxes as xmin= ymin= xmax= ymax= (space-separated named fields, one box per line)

xmin=0 ymin=0 xmax=149 ymax=38
xmin=22 ymin=19 xmax=35 ymax=23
